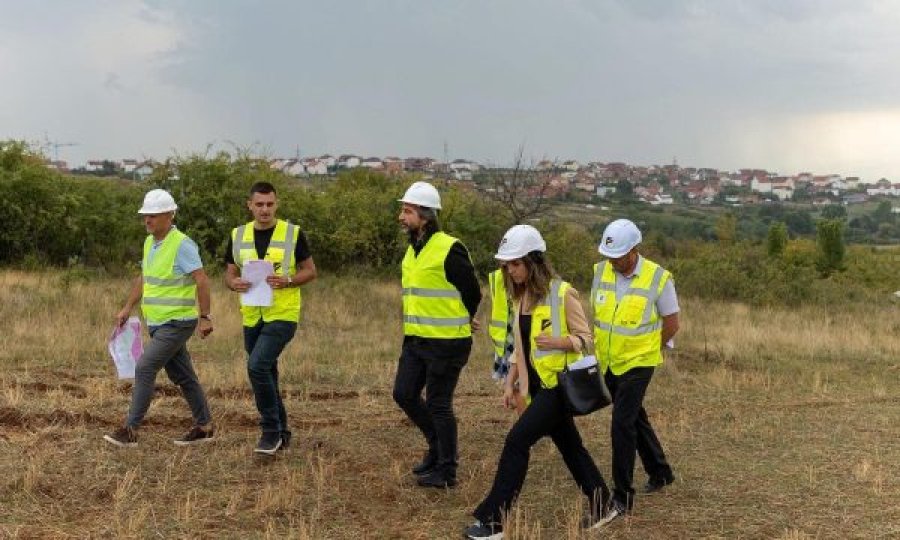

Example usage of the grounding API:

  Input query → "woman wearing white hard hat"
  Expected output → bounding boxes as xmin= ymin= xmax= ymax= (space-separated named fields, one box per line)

xmin=590 ymin=218 xmax=679 ymax=524
xmin=464 ymin=225 xmax=612 ymax=539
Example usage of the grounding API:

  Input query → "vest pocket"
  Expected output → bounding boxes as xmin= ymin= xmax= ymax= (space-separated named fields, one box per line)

xmin=616 ymin=297 xmax=647 ymax=327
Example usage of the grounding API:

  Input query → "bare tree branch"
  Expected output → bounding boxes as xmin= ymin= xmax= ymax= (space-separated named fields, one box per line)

xmin=479 ymin=144 xmax=556 ymax=224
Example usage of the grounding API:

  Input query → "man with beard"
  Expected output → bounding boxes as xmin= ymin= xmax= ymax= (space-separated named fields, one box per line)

xmin=393 ymin=181 xmax=482 ymax=488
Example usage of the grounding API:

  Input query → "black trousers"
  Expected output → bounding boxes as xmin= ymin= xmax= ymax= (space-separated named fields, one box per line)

xmin=606 ymin=367 xmax=672 ymax=509
xmin=473 ymin=386 xmax=609 ymax=525
xmin=392 ymin=340 xmax=468 ymax=474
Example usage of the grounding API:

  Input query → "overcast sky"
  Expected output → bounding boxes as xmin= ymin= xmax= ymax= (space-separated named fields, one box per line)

xmin=3 ymin=0 xmax=900 ymax=180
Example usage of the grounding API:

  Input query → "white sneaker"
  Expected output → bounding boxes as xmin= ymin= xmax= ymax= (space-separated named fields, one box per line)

xmin=463 ymin=520 xmax=503 ymax=539
xmin=588 ymin=500 xmax=626 ymax=529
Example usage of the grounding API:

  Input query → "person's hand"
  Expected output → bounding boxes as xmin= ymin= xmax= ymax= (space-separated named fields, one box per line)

xmin=114 ymin=308 xmax=130 ymax=327
xmin=534 ymin=335 xmax=566 ymax=350
xmin=230 ymin=278 xmax=251 ymax=293
xmin=470 ymin=318 xmax=482 ymax=332
xmin=198 ymin=318 xmax=213 ymax=339
xmin=502 ymin=385 xmax=517 ymax=410
xmin=265 ymin=275 xmax=290 ymax=289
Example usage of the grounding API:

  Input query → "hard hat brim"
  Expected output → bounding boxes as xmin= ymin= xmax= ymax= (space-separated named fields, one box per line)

xmin=137 ymin=205 xmax=177 ymax=215
xmin=397 ymin=197 xmax=441 ymax=210
xmin=598 ymin=244 xmax=631 ymax=258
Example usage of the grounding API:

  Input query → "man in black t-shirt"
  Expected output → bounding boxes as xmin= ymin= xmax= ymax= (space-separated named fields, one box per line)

xmin=224 ymin=182 xmax=317 ymax=455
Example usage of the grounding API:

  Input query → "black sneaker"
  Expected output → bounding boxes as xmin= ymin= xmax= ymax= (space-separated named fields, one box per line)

xmin=463 ymin=520 xmax=503 ymax=539
xmin=254 ymin=431 xmax=283 ymax=455
xmin=103 ymin=426 xmax=137 ymax=448
xmin=643 ymin=474 xmax=675 ymax=494
xmin=279 ymin=430 xmax=292 ymax=451
xmin=173 ymin=426 xmax=214 ymax=446
xmin=416 ymin=469 xmax=457 ymax=489
xmin=585 ymin=499 xmax=626 ymax=530
xmin=412 ymin=450 xmax=437 ymax=476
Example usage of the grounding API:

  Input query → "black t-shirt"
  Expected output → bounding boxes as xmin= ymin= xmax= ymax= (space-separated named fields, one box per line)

xmin=519 ymin=313 xmax=542 ymax=397
xmin=224 ymin=226 xmax=311 ymax=266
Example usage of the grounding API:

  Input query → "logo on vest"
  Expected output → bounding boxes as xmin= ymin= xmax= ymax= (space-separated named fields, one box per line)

xmin=595 ymin=293 xmax=606 ymax=304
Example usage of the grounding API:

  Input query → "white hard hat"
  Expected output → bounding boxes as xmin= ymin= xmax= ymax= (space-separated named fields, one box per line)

xmin=138 ymin=189 xmax=178 ymax=214
xmin=495 ymin=225 xmax=546 ymax=261
xmin=398 ymin=181 xmax=442 ymax=210
xmin=598 ymin=219 xmax=642 ymax=258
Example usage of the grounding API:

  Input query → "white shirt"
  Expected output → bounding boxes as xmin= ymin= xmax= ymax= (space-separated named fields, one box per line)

xmin=613 ymin=256 xmax=680 ymax=317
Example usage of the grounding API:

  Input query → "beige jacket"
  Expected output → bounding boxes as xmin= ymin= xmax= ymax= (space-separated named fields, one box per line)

xmin=509 ymin=286 xmax=593 ymax=403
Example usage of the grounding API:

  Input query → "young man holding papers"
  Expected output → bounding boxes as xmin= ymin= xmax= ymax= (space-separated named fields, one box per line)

xmin=224 ymin=182 xmax=317 ymax=455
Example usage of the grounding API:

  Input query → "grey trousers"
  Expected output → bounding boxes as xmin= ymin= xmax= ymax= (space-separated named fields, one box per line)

xmin=125 ymin=320 xmax=212 ymax=428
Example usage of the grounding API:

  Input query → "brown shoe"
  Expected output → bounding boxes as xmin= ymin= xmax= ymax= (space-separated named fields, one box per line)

xmin=173 ymin=426 xmax=214 ymax=446
xmin=104 ymin=426 xmax=137 ymax=448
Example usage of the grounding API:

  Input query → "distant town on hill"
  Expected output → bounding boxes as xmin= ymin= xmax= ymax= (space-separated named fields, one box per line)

xmin=50 ymin=154 xmax=900 ymax=209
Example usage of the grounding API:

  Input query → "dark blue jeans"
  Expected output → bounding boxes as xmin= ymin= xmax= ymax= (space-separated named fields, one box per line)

xmin=245 ymin=320 xmax=297 ymax=433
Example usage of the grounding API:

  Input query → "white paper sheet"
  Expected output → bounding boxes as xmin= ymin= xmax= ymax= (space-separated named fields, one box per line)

xmin=108 ymin=317 xmax=143 ymax=379
xmin=241 ymin=259 xmax=274 ymax=307
xmin=567 ymin=355 xmax=599 ymax=370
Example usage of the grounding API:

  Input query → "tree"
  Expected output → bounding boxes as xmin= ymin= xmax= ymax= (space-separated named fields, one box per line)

xmin=791 ymin=186 xmax=811 ymax=202
xmin=820 ymin=205 xmax=847 ymax=220
xmin=816 ymin=219 xmax=845 ymax=276
xmin=614 ymin=178 xmax=634 ymax=201
xmin=715 ymin=213 xmax=737 ymax=245
xmin=479 ymin=145 xmax=554 ymax=224
xmin=873 ymin=200 xmax=895 ymax=225
xmin=0 ymin=140 xmax=44 ymax=172
xmin=767 ymin=221 xmax=787 ymax=257
xmin=784 ymin=209 xmax=815 ymax=236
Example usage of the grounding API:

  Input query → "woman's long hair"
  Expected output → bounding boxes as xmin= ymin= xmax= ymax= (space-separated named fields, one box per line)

xmin=503 ymin=250 xmax=558 ymax=309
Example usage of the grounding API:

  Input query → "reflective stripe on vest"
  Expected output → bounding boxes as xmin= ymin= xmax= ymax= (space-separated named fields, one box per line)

xmin=401 ymin=231 xmax=471 ymax=339
xmin=592 ymin=259 xmax=670 ymax=375
xmin=488 ymin=269 xmax=513 ymax=361
xmin=529 ymin=279 xmax=582 ymax=389
xmin=141 ymin=228 xmax=198 ymax=326
xmin=232 ymin=219 xmax=302 ymax=326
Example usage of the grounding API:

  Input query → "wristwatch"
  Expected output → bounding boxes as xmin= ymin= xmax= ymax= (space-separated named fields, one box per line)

xmin=200 ymin=314 xmax=212 ymax=321
xmin=286 ymin=275 xmax=293 ymax=285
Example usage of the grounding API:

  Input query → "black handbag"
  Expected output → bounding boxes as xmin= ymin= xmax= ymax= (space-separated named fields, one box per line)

xmin=557 ymin=353 xmax=612 ymax=416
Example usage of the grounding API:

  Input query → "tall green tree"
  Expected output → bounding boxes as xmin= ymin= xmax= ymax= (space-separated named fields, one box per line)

xmin=767 ymin=221 xmax=787 ymax=257
xmin=816 ymin=219 xmax=845 ymax=276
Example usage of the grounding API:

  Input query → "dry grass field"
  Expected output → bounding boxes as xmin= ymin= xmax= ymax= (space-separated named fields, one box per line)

xmin=1 ymin=269 xmax=899 ymax=539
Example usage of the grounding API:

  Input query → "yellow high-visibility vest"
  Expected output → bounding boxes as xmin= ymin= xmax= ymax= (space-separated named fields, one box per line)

xmin=401 ymin=232 xmax=471 ymax=339
xmin=141 ymin=228 xmax=198 ymax=326
xmin=488 ymin=269 xmax=513 ymax=361
xmin=231 ymin=219 xmax=302 ymax=326
xmin=528 ymin=279 xmax=583 ymax=389
xmin=591 ymin=258 xmax=670 ymax=375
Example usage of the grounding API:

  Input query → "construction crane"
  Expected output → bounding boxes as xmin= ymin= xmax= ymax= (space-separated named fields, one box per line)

xmin=41 ymin=133 xmax=79 ymax=162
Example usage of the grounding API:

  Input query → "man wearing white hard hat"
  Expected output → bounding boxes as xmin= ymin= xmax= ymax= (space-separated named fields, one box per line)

xmin=394 ymin=181 xmax=482 ymax=489
xmin=589 ymin=218 xmax=679 ymax=524
xmin=104 ymin=189 xmax=215 ymax=448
